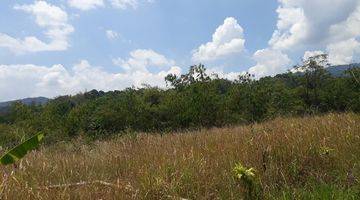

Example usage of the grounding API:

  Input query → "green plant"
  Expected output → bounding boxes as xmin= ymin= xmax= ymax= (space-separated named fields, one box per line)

xmin=233 ymin=163 xmax=262 ymax=199
xmin=0 ymin=132 xmax=45 ymax=165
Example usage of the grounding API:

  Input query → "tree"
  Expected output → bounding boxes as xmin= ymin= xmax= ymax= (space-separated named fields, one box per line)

xmin=165 ymin=64 xmax=213 ymax=88
xmin=294 ymin=54 xmax=330 ymax=111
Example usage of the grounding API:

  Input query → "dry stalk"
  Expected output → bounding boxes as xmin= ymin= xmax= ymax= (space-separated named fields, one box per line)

xmin=0 ymin=170 xmax=14 ymax=197
xmin=39 ymin=180 xmax=131 ymax=191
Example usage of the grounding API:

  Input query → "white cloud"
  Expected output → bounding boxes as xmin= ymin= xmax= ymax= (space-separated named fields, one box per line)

xmin=206 ymin=67 xmax=245 ymax=81
xmin=327 ymin=38 xmax=360 ymax=65
xmin=269 ymin=5 xmax=307 ymax=50
xmin=269 ymin=0 xmax=360 ymax=64
xmin=113 ymin=49 xmax=176 ymax=73
xmin=68 ymin=0 xmax=104 ymax=10
xmin=106 ymin=30 xmax=119 ymax=40
xmin=192 ymin=17 xmax=246 ymax=62
xmin=109 ymin=0 xmax=153 ymax=9
xmin=0 ymin=58 xmax=181 ymax=102
xmin=248 ymin=0 xmax=360 ymax=78
xmin=248 ymin=49 xmax=291 ymax=78
xmin=303 ymin=50 xmax=325 ymax=61
xmin=0 ymin=1 xmax=74 ymax=54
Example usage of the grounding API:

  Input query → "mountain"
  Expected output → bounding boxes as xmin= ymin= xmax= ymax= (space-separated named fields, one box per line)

xmin=0 ymin=97 xmax=49 ymax=114
xmin=326 ymin=63 xmax=360 ymax=77
xmin=0 ymin=97 xmax=49 ymax=108
xmin=290 ymin=63 xmax=359 ymax=77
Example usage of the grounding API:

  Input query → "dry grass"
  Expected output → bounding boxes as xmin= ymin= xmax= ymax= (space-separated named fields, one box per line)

xmin=1 ymin=113 xmax=359 ymax=199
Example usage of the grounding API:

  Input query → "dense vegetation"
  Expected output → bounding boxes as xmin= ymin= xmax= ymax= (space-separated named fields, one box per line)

xmin=0 ymin=54 xmax=359 ymax=199
xmin=1 ymin=113 xmax=359 ymax=199
xmin=0 ymin=55 xmax=359 ymax=147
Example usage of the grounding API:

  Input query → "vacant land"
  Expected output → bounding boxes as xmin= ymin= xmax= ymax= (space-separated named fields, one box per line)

xmin=1 ymin=113 xmax=359 ymax=199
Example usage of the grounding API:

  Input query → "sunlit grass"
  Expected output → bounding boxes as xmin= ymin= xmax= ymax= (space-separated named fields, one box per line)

xmin=1 ymin=113 xmax=359 ymax=199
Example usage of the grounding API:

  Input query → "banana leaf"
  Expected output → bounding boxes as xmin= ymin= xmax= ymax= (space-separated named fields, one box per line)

xmin=0 ymin=132 xmax=45 ymax=165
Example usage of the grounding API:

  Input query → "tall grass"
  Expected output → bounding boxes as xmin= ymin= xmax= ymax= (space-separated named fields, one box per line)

xmin=0 ymin=113 xmax=359 ymax=199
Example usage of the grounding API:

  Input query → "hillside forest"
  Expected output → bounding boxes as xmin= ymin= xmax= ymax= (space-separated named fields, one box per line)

xmin=0 ymin=54 xmax=359 ymax=148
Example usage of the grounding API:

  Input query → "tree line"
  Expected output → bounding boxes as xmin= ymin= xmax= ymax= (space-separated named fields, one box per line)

xmin=0 ymin=54 xmax=359 ymax=147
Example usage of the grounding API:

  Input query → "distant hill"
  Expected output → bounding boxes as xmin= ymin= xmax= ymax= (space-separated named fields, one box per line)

xmin=290 ymin=63 xmax=359 ymax=77
xmin=0 ymin=97 xmax=49 ymax=114
xmin=0 ymin=97 xmax=49 ymax=108
xmin=326 ymin=63 xmax=360 ymax=77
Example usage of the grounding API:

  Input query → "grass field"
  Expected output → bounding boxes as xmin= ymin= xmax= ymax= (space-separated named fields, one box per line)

xmin=1 ymin=113 xmax=359 ymax=199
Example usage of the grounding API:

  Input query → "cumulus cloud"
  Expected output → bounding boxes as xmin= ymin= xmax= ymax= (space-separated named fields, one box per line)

xmin=302 ymin=50 xmax=325 ymax=61
xmin=192 ymin=17 xmax=246 ymax=62
xmin=248 ymin=49 xmax=291 ymax=78
xmin=112 ymin=49 xmax=176 ymax=73
xmin=327 ymin=38 xmax=360 ymax=65
xmin=0 ymin=1 xmax=74 ymax=54
xmin=248 ymin=0 xmax=360 ymax=78
xmin=68 ymin=0 xmax=104 ymax=10
xmin=269 ymin=0 xmax=360 ymax=64
xmin=0 ymin=56 xmax=181 ymax=102
xmin=206 ymin=67 xmax=245 ymax=81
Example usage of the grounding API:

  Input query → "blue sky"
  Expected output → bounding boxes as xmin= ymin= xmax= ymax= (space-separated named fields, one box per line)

xmin=0 ymin=0 xmax=277 ymax=69
xmin=0 ymin=0 xmax=360 ymax=101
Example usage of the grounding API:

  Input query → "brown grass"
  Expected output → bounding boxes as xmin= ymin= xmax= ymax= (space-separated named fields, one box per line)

xmin=1 ymin=113 xmax=359 ymax=199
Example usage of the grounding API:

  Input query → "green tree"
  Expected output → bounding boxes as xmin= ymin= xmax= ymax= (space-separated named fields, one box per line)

xmin=295 ymin=54 xmax=331 ymax=112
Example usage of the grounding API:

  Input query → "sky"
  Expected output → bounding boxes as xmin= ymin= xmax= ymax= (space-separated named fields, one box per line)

xmin=0 ymin=0 xmax=360 ymax=102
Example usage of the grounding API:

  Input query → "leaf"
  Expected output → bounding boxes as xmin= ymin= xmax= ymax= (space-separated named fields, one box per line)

xmin=0 ymin=132 xmax=45 ymax=165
